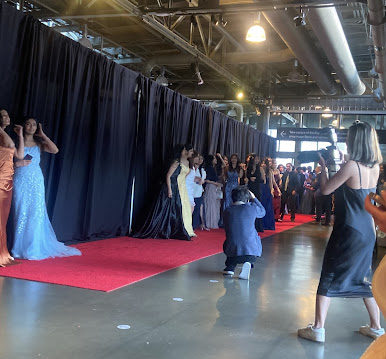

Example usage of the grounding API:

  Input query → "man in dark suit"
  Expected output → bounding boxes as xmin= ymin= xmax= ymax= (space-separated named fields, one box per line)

xmin=313 ymin=168 xmax=332 ymax=225
xmin=279 ymin=163 xmax=300 ymax=222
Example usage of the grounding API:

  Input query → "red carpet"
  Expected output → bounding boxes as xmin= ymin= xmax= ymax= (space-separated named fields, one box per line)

xmin=0 ymin=215 xmax=313 ymax=291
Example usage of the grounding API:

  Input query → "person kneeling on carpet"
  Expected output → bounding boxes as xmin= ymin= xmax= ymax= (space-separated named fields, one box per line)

xmin=222 ymin=186 xmax=266 ymax=280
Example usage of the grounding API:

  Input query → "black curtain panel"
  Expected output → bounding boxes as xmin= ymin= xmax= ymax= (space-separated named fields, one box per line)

xmin=0 ymin=3 xmax=138 ymax=243
xmin=0 ymin=2 xmax=275 ymax=242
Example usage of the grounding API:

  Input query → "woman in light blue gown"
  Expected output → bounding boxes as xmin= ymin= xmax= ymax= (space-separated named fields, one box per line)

xmin=11 ymin=118 xmax=81 ymax=260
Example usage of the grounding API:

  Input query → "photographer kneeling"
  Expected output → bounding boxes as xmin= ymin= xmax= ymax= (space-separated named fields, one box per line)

xmin=222 ymin=186 xmax=266 ymax=280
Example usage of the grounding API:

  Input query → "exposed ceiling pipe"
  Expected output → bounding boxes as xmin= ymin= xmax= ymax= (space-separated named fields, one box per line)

xmin=367 ymin=0 xmax=386 ymax=107
xmin=262 ymin=9 xmax=338 ymax=95
xmin=306 ymin=7 xmax=366 ymax=95
xmin=111 ymin=0 xmax=247 ymax=89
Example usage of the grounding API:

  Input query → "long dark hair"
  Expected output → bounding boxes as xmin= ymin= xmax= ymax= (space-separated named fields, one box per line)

xmin=247 ymin=154 xmax=259 ymax=173
xmin=170 ymin=144 xmax=185 ymax=163
xmin=263 ymin=158 xmax=270 ymax=176
xmin=204 ymin=154 xmax=215 ymax=170
xmin=228 ymin=154 xmax=241 ymax=173
xmin=22 ymin=117 xmax=43 ymax=144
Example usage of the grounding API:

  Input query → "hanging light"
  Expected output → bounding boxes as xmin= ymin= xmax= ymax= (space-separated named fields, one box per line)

xmin=227 ymin=108 xmax=237 ymax=117
xmin=246 ymin=13 xmax=266 ymax=43
xmin=236 ymin=91 xmax=244 ymax=100
xmin=322 ymin=107 xmax=333 ymax=118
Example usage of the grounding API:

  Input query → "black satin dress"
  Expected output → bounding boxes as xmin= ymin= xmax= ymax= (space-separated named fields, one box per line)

xmin=317 ymin=163 xmax=375 ymax=298
xmin=247 ymin=166 xmax=264 ymax=233
xmin=134 ymin=165 xmax=191 ymax=241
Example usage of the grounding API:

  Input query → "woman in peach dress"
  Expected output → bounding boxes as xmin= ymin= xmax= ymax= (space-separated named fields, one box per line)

xmin=0 ymin=109 xmax=25 ymax=267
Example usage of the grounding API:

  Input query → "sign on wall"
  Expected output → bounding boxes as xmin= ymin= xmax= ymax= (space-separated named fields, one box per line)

xmin=277 ymin=127 xmax=386 ymax=144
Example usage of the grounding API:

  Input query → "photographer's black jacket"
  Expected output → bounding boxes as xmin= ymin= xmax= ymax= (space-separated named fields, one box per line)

xmin=280 ymin=171 xmax=301 ymax=193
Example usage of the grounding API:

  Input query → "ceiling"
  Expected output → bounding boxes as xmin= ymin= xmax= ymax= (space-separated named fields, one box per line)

xmin=7 ymin=0 xmax=386 ymax=122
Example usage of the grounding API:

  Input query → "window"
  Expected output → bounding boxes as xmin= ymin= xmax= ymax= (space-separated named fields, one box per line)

xmin=301 ymin=141 xmax=317 ymax=151
xmin=317 ymin=142 xmax=331 ymax=150
xmin=278 ymin=141 xmax=295 ymax=152
xmin=276 ymin=158 xmax=294 ymax=167
xmin=268 ymin=129 xmax=277 ymax=138
xmin=301 ymin=162 xmax=315 ymax=170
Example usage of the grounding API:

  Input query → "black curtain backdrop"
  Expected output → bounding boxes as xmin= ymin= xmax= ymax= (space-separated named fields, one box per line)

xmin=0 ymin=2 xmax=276 ymax=242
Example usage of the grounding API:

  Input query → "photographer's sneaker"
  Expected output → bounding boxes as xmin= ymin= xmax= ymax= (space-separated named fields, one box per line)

xmin=298 ymin=324 xmax=325 ymax=343
xmin=238 ymin=262 xmax=251 ymax=280
xmin=223 ymin=270 xmax=234 ymax=276
xmin=359 ymin=325 xmax=385 ymax=339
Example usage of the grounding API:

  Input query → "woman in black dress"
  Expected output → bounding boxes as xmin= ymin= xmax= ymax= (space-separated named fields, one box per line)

xmin=134 ymin=144 xmax=193 ymax=241
xmin=247 ymin=154 xmax=265 ymax=233
xmin=298 ymin=121 xmax=384 ymax=343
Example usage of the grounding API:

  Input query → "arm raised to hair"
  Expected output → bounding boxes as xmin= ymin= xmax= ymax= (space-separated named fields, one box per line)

xmin=36 ymin=124 xmax=59 ymax=154
xmin=248 ymin=190 xmax=266 ymax=218
xmin=13 ymin=125 xmax=24 ymax=160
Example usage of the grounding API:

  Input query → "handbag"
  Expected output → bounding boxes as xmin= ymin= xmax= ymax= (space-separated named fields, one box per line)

xmin=216 ymin=187 xmax=223 ymax=200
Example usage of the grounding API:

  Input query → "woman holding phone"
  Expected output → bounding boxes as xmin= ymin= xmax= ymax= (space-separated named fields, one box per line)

xmin=10 ymin=117 xmax=81 ymax=260
xmin=298 ymin=121 xmax=384 ymax=343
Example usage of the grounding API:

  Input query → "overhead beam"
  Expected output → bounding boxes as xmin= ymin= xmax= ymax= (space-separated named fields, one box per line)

xmin=272 ymin=109 xmax=386 ymax=115
xmin=143 ymin=1 xmax=358 ymax=16
xmin=32 ymin=0 xmax=144 ymax=60
xmin=111 ymin=0 xmax=248 ymax=88
xmin=47 ymin=13 xmax=137 ymax=19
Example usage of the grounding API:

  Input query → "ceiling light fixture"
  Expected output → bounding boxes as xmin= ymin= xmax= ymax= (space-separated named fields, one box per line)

xmin=293 ymin=7 xmax=307 ymax=27
xmin=236 ymin=91 xmax=244 ymax=100
xmin=156 ymin=68 xmax=168 ymax=86
xmin=321 ymin=107 xmax=333 ymax=118
xmin=227 ymin=107 xmax=237 ymax=117
xmin=246 ymin=12 xmax=266 ymax=43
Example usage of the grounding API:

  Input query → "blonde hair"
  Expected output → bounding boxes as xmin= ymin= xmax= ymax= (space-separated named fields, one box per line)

xmin=346 ymin=121 xmax=383 ymax=167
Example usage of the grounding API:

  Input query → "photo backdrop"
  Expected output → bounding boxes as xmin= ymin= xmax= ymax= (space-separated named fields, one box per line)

xmin=0 ymin=2 xmax=276 ymax=243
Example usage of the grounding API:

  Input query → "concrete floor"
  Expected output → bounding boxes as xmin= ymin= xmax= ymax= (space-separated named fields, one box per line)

xmin=0 ymin=223 xmax=384 ymax=359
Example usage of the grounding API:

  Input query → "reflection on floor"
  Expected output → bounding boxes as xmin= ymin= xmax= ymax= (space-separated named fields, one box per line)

xmin=0 ymin=223 xmax=384 ymax=359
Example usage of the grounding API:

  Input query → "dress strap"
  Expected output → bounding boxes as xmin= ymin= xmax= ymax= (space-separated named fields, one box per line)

xmin=355 ymin=161 xmax=362 ymax=189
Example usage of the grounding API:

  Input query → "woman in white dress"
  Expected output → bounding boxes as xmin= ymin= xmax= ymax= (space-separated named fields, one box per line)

xmin=192 ymin=155 xmax=207 ymax=230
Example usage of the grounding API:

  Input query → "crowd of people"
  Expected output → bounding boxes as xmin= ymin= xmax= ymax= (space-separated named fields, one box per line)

xmin=135 ymin=145 xmax=350 ymax=240
xmin=0 ymin=109 xmax=81 ymax=267
xmin=1 ymin=106 xmax=385 ymax=347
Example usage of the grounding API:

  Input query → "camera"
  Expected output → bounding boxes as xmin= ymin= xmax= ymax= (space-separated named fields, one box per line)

xmin=297 ymin=127 xmax=341 ymax=177
xmin=297 ymin=146 xmax=335 ymax=164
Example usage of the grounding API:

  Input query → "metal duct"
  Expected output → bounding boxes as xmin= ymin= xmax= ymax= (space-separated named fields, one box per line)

xmin=307 ymin=7 xmax=366 ymax=96
xmin=367 ymin=0 xmax=386 ymax=105
xmin=262 ymin=9 xmax=338 ymax=96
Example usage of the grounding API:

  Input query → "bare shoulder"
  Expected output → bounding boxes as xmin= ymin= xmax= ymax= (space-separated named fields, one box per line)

xmin=170 ymin=161 xmax=179 ymax=169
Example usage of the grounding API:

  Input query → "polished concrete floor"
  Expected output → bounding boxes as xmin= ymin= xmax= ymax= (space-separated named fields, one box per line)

xmin=0 ymin=223 xmax=384 ymax=359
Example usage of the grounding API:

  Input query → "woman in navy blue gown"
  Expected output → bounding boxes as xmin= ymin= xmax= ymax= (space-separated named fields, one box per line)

xmin=246 ymin=154 xmax=264 ymax=233
xmin=260 ymin=158 xmax=280 ymax=230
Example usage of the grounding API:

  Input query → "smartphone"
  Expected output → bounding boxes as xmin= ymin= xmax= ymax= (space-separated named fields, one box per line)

xmin=24 ymin=154 xmax=33 ymax=161
xmin=369 ymin=192 xmax=386 ymax=207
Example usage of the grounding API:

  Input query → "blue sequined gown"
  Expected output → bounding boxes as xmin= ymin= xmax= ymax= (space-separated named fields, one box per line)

xmin=224 ymin=170 xmax=239 ymax=211
xmin=11 ymin=146 xmax=81 ymax=260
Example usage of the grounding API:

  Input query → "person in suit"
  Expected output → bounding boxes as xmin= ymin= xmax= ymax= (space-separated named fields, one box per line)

xmin=279 ymin=163 xmax=300 ymax=222
xmin=222 ymin=186 xmax=266 ymax=280
xmin=313 ymin=168 xmax=333 ymax=225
